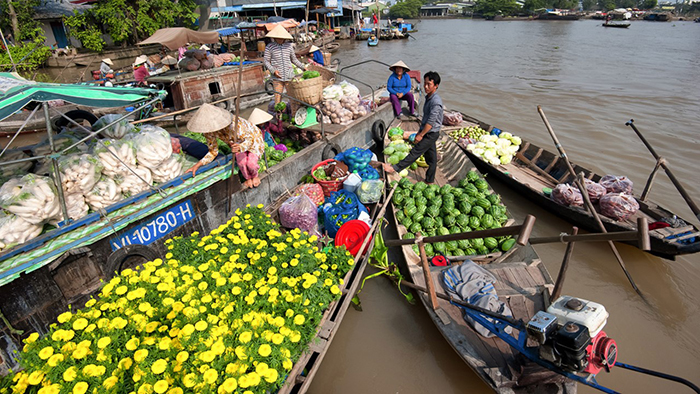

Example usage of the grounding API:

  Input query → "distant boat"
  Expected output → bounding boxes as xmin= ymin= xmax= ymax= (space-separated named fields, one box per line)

xmin=603 ymin=22 xmax=630 ymax=28
xmin=536 ymin=10 xmax=581 ymax=20
xmin=368 ymin=36 xmax=379 ymax=46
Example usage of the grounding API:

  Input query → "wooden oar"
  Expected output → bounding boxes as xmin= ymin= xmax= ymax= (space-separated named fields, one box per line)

xmin=227 ymin=36 xmax=247 ymax=215
xmin=538 ymin=106 xmax=643 ymax=297
xmin=626 ymin=119 xmax=700 ymax=222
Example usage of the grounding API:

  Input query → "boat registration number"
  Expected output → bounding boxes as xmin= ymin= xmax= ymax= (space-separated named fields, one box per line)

xmin=110 ymin=200 xmax=195 ymax=251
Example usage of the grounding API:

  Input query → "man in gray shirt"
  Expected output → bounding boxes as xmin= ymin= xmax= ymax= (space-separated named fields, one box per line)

xmin=384 ymin=71 xmax=443 ymax=183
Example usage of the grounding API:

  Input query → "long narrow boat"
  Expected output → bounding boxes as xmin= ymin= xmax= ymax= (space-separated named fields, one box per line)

xmin=0 ymin=74 xmax=395 ymax=373
xmin=602 ymin=22 xmax=630 ymax=28
xmin=449 ymin=113 xmax=700 ymax=260
xmin=385 ymin=118 xmax=576 ymax=393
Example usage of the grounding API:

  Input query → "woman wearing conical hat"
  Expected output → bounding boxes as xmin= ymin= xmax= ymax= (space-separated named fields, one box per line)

xmin=264 ymin=25 xmax=307 ymax=105
xmin=307 ymin=45 xmax=324 ymax=66
xmin=185 ymin=104 xmax=266 ymax=188
xmin=387 ymin=60 xmax=415 ymax=118
xmin=100 ymin=58 xmax=113 ymax=76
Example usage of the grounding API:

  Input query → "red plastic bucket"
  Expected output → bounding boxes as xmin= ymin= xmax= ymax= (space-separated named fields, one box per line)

xmin=334 ymin=220 xmax=372 ymax=257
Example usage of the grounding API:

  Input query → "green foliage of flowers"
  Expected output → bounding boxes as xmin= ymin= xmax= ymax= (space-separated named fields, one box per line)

xmin=7 ymin=205 xmax=355 ymax=394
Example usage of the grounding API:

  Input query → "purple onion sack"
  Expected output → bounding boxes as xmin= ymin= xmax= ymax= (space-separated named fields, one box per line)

xmin=600 ymin=175 xmax=633 ymax=194
xmin=279 ymin=194 xmax=319 ymax=235
xmin=599 ymin=192 xmax=640 ymax=221
xmin=551 ymin=184 xmax=583 ymax=207
xmin=583 ymin=178 xmax=607 ymax=203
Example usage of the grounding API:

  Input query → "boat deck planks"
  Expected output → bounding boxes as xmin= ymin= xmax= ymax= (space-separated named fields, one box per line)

xmin=385 ymin=118 xmax=575 ymax=393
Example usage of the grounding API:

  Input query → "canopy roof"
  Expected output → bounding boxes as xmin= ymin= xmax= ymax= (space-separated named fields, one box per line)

xmin=0 ymin=73 xmax=165 ymax=123
xmin=138 ymin=28 xmax=220 ymax=50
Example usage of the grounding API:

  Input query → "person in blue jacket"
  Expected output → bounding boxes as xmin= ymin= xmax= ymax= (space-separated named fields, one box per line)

xmin=308 ymin=45 xmax=324 ymax=66
xmin=387 ymin=60 xmax=415 ymax=118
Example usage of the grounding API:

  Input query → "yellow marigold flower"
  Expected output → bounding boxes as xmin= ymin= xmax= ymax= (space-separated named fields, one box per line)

xmin=146 ymin=321 xmax=159 ymax=333
xmin=72 ymin=346 xmax=88 ymax=360
xmin=24 ymin=332 xmax=39 ymax=344
xmin=37 ymin=384 xmax=60 ymax=394
xmin=290 ymin=259 xmax=299 ymax=267
xmin=97 ymin=337 xmax=111 ymax=349
xmin=27 ymin=370 xmax=45 ymax=385
xmin=112 ymin=317 xmax=128 ymax=329
xmin=126 ymin=338 xmax=140 ymax=351
xmin=62 ymin=367 xmax=77 ymax=382
xmin=85 ymin=298 xmax=97 ymax=308
xmin=153 ymin=380 xmax=169 ymax=394
xmin=199 ymin=351 xmax=215 ymax=363
xmin=272 ymin=333 xmax=284 ymax=345
xmin=103 ymin=376 xmax=118 ymax=389
xmin=324 ymin=278 xmax=333 ymax=286
xmin=283 ymin=358 xmax=293 ymax=370
xmin=290 ymin=332 xmax=301 ymax=343
xmin=115 ymin=285 xmax=128 ymax=295
xmin=47 ymin=353 xmax=64 ymax=367
xmin=38 ymin=346 xmax=54 ymax=360
xmin=158 ymin=337 xmax=171 ymax=350
xmin=235 ymin=346 xmax=247 ymax=360
xmin=195 ymin=320 xmax=208 ymax=331
xmin=134 ymin=348 xmax=149 ymax=363
xmin=72 ymin=381 xmax=88 ymax=394
xmin=57 ymin=311 xmax=72 ymax=324
xmin=264 ymin=368 xmax=279 ymax=383
xmin=239 ymin=331 xmax=252 ymax=343
xmin=258 ymin=344 xmax=272 ymax=357
xmin=151 ymin=358 xmax=168 ymax=375
xmin=331 ymin=285 xmax=340 ymax=295
xmin=219 ymin=377 xmax=238 ymax=393
xmin=181 ymin=324 xmax=195 ymax=336
xmin=72 ymin=318 xmax=88 ymax=331
xmin=119 ymin=357 xmax=133 ymax=370
xmin=61 ymin=341 xmax=76 ymax=353
xmin=203 ymin=369 xmax=218 ymax=384
xmin=294 ymin=314 xmax=306 ymax=325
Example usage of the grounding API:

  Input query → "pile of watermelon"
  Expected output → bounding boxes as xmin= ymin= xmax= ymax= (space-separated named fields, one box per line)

xmin=391 ymin=170 xmax=516 ymax=258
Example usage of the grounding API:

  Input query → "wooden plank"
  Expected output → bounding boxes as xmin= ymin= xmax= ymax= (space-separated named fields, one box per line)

xmin=543 ymin=156 xmax=559 ymax=173
xmin=530 ymin=147 xmax=544 ymax=163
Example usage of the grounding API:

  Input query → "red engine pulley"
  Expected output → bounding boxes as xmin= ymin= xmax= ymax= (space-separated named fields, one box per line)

xmin=584 ymin=331 xmax=618 ymax=375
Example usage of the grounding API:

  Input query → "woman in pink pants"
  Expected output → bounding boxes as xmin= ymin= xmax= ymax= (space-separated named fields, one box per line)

xmin=185 ymin=104 xmax=265 ymax=188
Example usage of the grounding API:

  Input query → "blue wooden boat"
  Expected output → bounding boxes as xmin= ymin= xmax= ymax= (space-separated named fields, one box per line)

xmin=368 ymin=36 xmax=379 ymax=46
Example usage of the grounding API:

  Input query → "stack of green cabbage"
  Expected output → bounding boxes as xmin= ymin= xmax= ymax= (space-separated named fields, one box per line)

xmin=465 ymin=132 xmax=522 ymax=166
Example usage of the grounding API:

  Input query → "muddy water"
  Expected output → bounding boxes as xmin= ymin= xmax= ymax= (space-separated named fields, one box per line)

xmin=310 ymin=19 xmax=700 ymax=393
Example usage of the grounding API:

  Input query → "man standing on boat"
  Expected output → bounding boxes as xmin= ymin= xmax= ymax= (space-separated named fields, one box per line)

xmin=384 ymin=71 xmax=443 ymax=184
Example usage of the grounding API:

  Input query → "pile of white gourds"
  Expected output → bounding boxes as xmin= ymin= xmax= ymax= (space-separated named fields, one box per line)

xmin=0 ymin=118 xmax=192 ymax=249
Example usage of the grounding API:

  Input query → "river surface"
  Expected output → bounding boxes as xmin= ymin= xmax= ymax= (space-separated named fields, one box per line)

xmin=309 ymin=19 xmax=700 ymax=394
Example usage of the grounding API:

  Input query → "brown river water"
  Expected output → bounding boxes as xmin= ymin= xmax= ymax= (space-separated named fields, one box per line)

xmin=26 ymin=19 xmax=700 ymax=393
xmin=309 ymin=19 xmax=700 ymax=394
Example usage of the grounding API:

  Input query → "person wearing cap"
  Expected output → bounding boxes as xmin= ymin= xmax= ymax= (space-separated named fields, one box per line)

xmin=100 ymin=58 xmax=114 ymax=77
xmin=161 ymin=55 xmax=177 ymax=70
xmin=249 ymin=108 xmax=283 ymax=147
xmin=384 ymin=71 xmax=443 ymax=184
xmin=133 ymin=55 xmax=150 ymax=86
xmin=307 ymin=45 xmax=324 ymax=66
xmin=185 ymin=104 xmax=266 ymax=188
xmin=264 ymin=25 xmax=307 ymax=105
xmin=387 ymin=60 xmax=415 ymax=118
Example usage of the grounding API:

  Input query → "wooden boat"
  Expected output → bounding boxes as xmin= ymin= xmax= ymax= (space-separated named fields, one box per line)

xmin=384 ymin=118 xmax=576 ymax=393
xmin=0 ymin=77 xmax=396 ymax=374
xmin=450 ymin=113 xmax=700 ymax=260
xmin=368 ymin=36 xmax=379 ymax=46
xmin=324 ymin=42 xmax=340 ymax=53
xmin=603 ymin=22 xmax=630 ymax=28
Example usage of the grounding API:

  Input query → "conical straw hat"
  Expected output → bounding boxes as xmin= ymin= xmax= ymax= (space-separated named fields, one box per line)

xmin=133 ymin=55 xmax=148 ymax=66
xmin=161 ymin=55 xmax=177 ymax=65
xmin=389 ymin=60 xmax=410 ymax=72
xmin=266 ymin=25 xmax=293 ymax=40
xmin=102 ymin=58 xmax=113 ymax=65
xmin=309 ymin=45 xmax=320 ymax=53
xmin=187 ymin=103 xmax=233 ymax=133
xmin=248 ymin=108 xmax=273 ymax=125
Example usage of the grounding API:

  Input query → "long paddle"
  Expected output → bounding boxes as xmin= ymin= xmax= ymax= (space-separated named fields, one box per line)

xmin=626 ymin=119 xmax=700 ymax=222
xmin=227 ymin=35 xmax=247 ymax=215
xmin=537 ymin=106 xmax=643 ymax=297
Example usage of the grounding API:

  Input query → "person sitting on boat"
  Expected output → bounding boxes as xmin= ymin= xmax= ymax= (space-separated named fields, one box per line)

xmin=307 ymin=45 xmax=325 ymax=66
xmin=248 ymin=108 xmax=281 ymax=147
xmin=100 ymin=58 xmax=114 ymax=77
xmin=185 ymin=104 xmax=266 ymax=189
xmin=387 ymin=61 xmax=415 ymax=118
xmin=170 ymin=134 xmax=215 ymax=161
xmin=133 ymin=55 xmax=150 ymax=86
xmin=384 ymin=71 xmax=443 ymax=184
xmin=264 ymin=25 xmax=308 ymax=106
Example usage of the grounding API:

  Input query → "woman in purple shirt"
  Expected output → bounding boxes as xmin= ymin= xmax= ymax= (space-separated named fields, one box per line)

xmin=387 ymin=60 xmax=415 ymax=118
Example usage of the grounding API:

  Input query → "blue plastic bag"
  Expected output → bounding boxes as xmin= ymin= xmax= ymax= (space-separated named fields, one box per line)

xmin=321 ymin=190 xmax=368 ymax=238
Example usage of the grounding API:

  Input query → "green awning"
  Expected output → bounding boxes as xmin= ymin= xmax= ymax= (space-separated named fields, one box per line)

xmin=0 ymin=72 xmax=166 ymax=122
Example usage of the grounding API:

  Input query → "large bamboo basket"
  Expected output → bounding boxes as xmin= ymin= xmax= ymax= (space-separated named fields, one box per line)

xmin=286 ymin=75 xmax=323 ymax=105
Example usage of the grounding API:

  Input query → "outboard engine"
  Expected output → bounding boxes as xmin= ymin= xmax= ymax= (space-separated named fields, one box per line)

xmin=526 ymin=296 xmax=617 ymax=375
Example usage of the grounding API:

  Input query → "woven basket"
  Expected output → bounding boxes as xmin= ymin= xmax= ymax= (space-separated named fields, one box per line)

xmin=307 ymin=64 xmax=336 ymax=88
xmin=286 ymin=75 xmax=323 ymax=105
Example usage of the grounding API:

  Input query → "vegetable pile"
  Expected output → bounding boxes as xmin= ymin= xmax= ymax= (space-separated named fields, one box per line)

xmin=320 ymin=81 xmax=369 ymax=125
xmin=7 ymin=205 xmax=356 ymax=394
xmin=449 ymin=125 xmax=489 ymax=142
xmin=391 ymin=170 xmax=514 ymax=258
xmin=551 ymin=175 xmax=639 ymax=221
xmin=301 ymin=70 xmax=320 ymax=80
xmin=464 ymin=132 xmax=522 ymax=166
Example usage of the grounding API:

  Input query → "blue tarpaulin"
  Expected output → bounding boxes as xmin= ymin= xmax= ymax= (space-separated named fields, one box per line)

xmin=217 ymin=27 xmax=241 ymax=36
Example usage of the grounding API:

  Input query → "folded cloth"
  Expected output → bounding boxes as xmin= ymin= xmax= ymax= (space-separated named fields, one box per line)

xmin=440 ymin=260 xmax=513 ymax=338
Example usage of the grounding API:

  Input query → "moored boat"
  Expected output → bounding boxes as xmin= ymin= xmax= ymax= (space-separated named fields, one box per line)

xmin=603 ymin=22 xmax=630 ymax=28
xmin=449 ymin=113 xmax=700 ymax=260
xmin=384 ymin=119 xmax=576 ymax=393
xmin=368 ymin=36 xmax=379 ymax=46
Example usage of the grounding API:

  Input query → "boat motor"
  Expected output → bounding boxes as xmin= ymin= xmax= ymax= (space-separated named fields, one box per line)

xmin=526 ymin=296 xmax=617 ymax=375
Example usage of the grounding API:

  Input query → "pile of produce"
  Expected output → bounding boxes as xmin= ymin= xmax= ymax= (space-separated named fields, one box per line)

xmin=335 ymin=147 xmax=372 ymax=173
xmin=300 ymin=70 xmax=320 ymax=80
xmin=320 ymin=81 xmax=370 ymax=125
xmin=7 ymin=205 xmax=356 ymax=394
xmin=449 ymin=125 xmax=489 ymax=142
xmin=183 ymin=132 xmax=232 ymax=155
xmin=391 ymin=170 xmax=514 ymax=258
xmin=464 ymin=132 xmax=522 ymax=166
xmin=551 ymin=176 xmax=639 ymax=221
